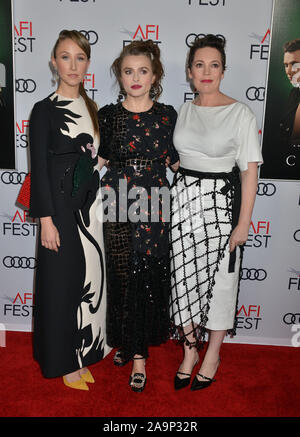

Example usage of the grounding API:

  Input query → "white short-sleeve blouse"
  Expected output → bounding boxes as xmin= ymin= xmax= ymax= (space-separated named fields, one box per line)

xmin=173 ymin=101 xmax=263 ymax=173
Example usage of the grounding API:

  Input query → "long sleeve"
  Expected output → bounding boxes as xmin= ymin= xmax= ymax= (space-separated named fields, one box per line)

xmin=167 ymin=106 xmax=179 ymax=165
xmin=97 ymin=104 xmax=113 ymax=160
xmin=29 ymin=100 xmax=55 ymax=218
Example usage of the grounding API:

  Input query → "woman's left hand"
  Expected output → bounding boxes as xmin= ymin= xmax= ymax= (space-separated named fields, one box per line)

xmin=170 ymin=160 xmax=180 ymax=172
xmin=165 ymin=157 xmax=180 ymax=172
xmin=229 ymin=223 xmax=249 ymax=252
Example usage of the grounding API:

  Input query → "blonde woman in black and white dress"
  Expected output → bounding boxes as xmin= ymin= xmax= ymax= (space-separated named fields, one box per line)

xmin=30 ymin=30 xmax=110 ymax=391
xmin=170 ymin=35 xmax=263 ymax=391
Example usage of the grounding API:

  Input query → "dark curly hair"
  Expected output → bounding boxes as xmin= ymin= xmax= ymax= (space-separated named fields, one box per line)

xmin=283 ymin=38 xmax=300 ymax=53
xmin=111 ymin=39 xmax=164 ymax=100
xmin=187 ymin=34 xmax=226 ymax=72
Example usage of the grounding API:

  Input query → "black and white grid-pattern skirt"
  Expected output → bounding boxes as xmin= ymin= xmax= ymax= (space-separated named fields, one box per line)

xmin=169 ymin=166 xmax=243 ymax=343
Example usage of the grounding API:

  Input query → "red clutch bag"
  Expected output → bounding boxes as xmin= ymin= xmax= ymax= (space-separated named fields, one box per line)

xmin=17 ymin=173 xmax=31 ymax=209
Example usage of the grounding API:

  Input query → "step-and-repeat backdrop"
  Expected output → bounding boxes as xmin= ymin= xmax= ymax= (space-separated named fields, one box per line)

xmin=1 ymin=0 xmax=299 ymax=348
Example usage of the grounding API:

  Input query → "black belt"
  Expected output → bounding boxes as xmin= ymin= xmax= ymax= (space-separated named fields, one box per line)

xmin=109 ymin=158 xmax=165 ymax=171
xmin=178 ymin=166 xmax=242 ymax=273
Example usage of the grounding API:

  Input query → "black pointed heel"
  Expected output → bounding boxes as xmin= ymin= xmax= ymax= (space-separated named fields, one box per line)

xmin=174 ymin=371 xmax=193 ymax=390
xmin=190 ymin=373 xmax=216 ymax=391
xmin=190 ymin=358 xmax=220 ymax=391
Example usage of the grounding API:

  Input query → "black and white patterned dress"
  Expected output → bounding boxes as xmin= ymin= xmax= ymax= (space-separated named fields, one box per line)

xmin=30 ymin=92 xmax=111 ymax=378
xmin=170 ymin=101 xmax=263 ymax=343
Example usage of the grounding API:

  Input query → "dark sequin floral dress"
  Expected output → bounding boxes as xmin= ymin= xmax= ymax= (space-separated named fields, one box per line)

xmin=98 ymin=102 xmax=179 ymax=360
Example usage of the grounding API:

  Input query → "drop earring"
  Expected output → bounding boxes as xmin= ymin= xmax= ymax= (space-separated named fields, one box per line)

xmin=149 ymin=86 xmax=155 ymax=100
xmin=117 ymin=87 xmax=126 ymax=103
xmin=51 ymin=68 xmax=59 ymax=87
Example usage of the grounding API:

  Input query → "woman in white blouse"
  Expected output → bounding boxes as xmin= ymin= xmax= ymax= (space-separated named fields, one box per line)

xmin=170 ymin=34 xmax=263 ymax=391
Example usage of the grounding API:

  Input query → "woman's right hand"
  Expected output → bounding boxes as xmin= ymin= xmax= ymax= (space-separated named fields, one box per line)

xmin=40 ymin=217 xmax=60 ymax=252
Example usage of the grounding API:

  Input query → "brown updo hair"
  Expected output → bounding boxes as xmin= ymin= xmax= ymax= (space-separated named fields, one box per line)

xmin=52 ymin=30 xmax=99 ymax=136
xmin=111 ymin=39 xmax=164 ymax=100
xmin=187 ymin=34 xmax=227 ymax=72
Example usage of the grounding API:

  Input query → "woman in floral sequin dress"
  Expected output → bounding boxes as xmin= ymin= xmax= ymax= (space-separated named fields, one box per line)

xmin=97 ymin=40 xmax=179 ymax=392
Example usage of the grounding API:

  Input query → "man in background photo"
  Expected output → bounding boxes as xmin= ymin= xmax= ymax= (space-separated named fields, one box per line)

xmin=279 ymin=38 xmax=300 ymax=176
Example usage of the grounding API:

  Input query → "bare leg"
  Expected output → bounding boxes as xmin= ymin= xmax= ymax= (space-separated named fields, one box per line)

xmin=64 ymin=369 xmax=82 ymax=382
xmin=196 ymin=329 xmax=225 ymax=381
xmin=131 ymin=354 xmax=146 ymax=377
xmin=176 ymin=324 xmax=199 ymax=379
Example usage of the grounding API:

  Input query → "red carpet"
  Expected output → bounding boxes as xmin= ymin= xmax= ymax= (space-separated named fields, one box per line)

xmin=0 ymin=331 xmax=299 ymax=418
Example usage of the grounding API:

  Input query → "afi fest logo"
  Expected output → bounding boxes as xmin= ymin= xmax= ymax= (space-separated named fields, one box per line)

xmin=187 ymin=0 xmax=226 ymax=6
xmin=122 ymin=25 xmax=161 ymax=47
xmin=288 ymin=268 xmax=300 ymax=291
xmin=184 ymin=91 xmax=198 ymax=103
xmin=246 ymin=220 xmax=271 ymax=249
xmin=1 ymin=209 xmax=37 ymax=238
xmin=16 ymin=120 xmax=29 ymax=148
xmin=3 ymin=292 xmax=33 ymax=318
xmin=14 ymin=21 xmax=36 ymax=53
xmin=249 ymin=29 xmax=270 ymax=60
xmin=83 ymin=73 xmax=98 ymax=100
xmin=236 ymin=304 xmax=262 ymax=330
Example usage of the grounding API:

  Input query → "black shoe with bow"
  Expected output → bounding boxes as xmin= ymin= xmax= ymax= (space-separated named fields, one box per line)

xmin=129 ymin=373 xmax=147 ymax=392
xmin=113 ymin=349 xmax=130 ymax=367
xmin=129 ymin=356 xmax=146 ymax=392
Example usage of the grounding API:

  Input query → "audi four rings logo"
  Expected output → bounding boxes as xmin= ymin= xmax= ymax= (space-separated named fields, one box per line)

xmin=16 ymin=79 xmax=36 ymax=93
xmin=283 ymin=313 xmax=300 ymax=325
xmin=1 ymin=172 xmax=26 ymax=184
xmin=246 ymin=86 xmax=265 ymax=101
xmin=3 ymin=256 xmax=37 ymax=269
xmin=79 ymin=30 xmax=99 ymax=45
xmin=256 ymin=183 xmax=276 ymax=196
xmin=240 ymin=268 xmax=267 ymax=281
xmin=185 ymin=33 xmax=225 ymax=47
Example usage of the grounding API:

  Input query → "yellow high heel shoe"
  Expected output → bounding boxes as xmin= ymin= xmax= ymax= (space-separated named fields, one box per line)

xmin=63 ymin=375 xmax=89 ymax=391
xmin=80 ymin=368 xmax=95 ymax=384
